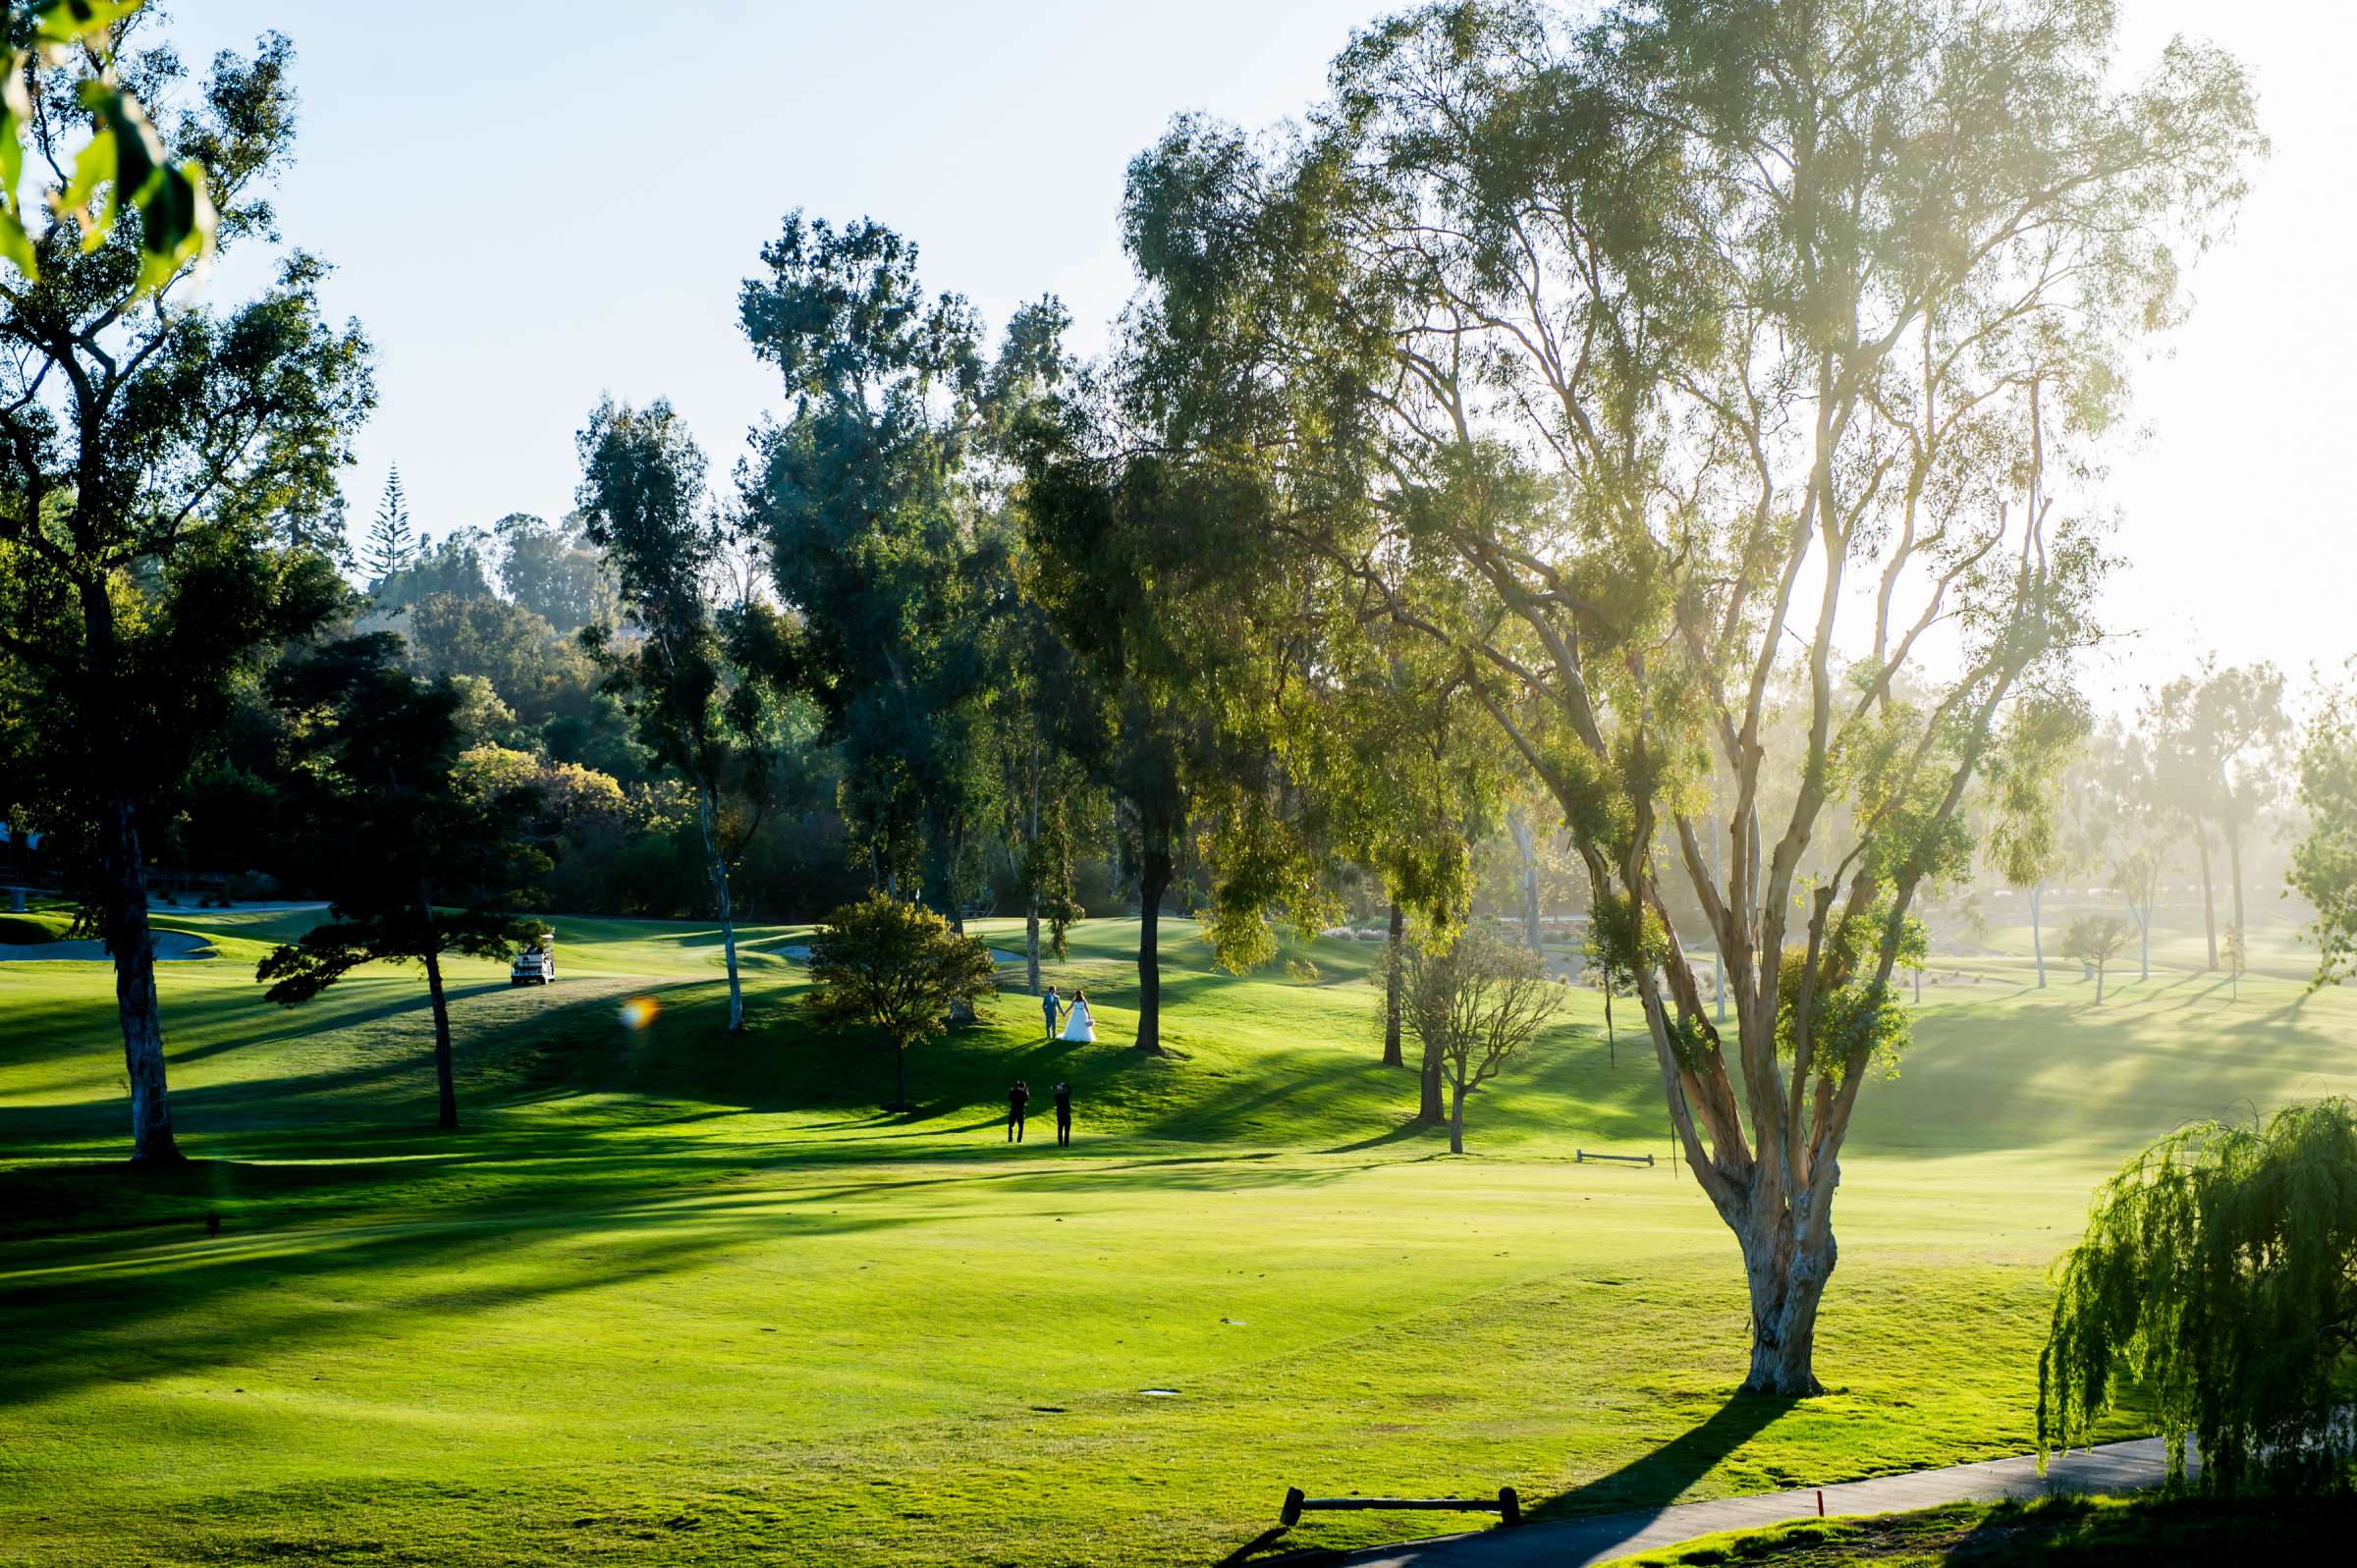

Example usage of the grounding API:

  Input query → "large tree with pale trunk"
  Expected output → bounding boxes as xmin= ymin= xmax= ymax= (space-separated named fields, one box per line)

xmin=0 ymin=20 xmax=372 ymax=1163
xmin=1116 ymin=0 xmax=2260 ymax=1393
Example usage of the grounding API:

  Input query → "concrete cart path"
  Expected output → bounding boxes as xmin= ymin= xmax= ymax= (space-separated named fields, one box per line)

xmin=1327 ymin=1436 xmax=2182 ymax=1567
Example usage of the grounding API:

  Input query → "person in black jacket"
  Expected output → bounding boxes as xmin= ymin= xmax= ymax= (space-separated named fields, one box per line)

xmin=1007 ymin=1080 xmax=1029 ymax=1143
xmin=1053 ymin=1082 xmax=1073 ymax=1147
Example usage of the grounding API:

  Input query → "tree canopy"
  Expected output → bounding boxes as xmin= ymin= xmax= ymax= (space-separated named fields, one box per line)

xmin=1107 ymin=0 xmax=2261 ymax=1392
xmin=254 ymin=634 xmax=549 ymax=1129
xmin=0 ymin=17 xmax=372 ymax=1161
xmin=806 ymin=892 xmax=997 ymax=1109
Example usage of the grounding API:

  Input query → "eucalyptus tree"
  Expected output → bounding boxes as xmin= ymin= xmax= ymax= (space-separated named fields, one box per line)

xmin=740 ymin=215 xmax=1053 ymax=922
xmin=1987 ymin=695 xmax=2090 ymax=988
xmin=0 ymin=24 xmax=373 ymax=1162
xmin=1118 ymin=0 xmax=2259 ymax=1391
xmin=1017 ymin=416 xmax=1256 ymax=1055
xmin=577 ymin=397 xmax=787 ymax=1033
xmin=2289 ymin=669 xmax=2357 ymax=991
xmin=2150 ymin=658 xmax=2288 ymax=967
xmin=1506 ymin=803 xmax=1542 ymax=954
xmin=2101 ymin=725 xmax=2171 ymax=985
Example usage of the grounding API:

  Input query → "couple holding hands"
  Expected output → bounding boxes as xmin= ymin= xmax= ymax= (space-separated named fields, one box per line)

xmin=1041 ymin=984 xmax=1094 ymax=1044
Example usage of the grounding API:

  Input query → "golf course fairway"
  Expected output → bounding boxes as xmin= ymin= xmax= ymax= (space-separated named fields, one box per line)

xmin=4 ymin=903 xmax=2348 ymax=1565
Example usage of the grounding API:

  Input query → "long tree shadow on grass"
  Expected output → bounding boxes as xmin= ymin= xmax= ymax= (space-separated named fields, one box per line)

xmin=0 ymin=1162 xmax=951 ymax=1412
xmin=1221 ymin=1394 xmax=1800 ymax=1566
xmin=1523 ymin=1390 xmax=1798 ymax=1520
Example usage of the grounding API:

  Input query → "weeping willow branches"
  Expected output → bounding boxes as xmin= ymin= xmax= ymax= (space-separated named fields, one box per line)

xmin=2039 ymin=1098 xmax=2357 ymax=1495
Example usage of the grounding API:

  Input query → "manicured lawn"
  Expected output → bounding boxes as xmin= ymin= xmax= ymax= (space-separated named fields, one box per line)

xmin=2 ymin=903 xmax=2349 ymax=1564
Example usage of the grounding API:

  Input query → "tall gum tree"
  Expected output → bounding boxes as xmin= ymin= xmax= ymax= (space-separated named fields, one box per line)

xmin=2150 ymin=657 xmax=2287 ymax=970
xmin=0 ymin=27 xmax=372 ymax=1162
xmin=1987 ymin=694 xmax=2089 ymax=989
xmin=740 ymin=215 xmax=1058 ymax=926
xmin=576 ymin=398 xmax=786 ymax=1033
xmin=1119 ymin=0 xmax=2259 ymax=1393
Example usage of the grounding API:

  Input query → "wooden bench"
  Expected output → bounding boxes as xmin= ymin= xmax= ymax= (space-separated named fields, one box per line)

xmin=1281 ymin=1486 xmax=1520 ymax=1529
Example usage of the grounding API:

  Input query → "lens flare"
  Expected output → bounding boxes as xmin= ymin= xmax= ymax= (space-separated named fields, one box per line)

xmin=618 ymin=997 xmax=659 ymax=1031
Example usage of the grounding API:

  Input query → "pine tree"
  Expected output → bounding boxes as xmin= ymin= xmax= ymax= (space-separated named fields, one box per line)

xmin=363 ymin=466 xmax=414 ymax=587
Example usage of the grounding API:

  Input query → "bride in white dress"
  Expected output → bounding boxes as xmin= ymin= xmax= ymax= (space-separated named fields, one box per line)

xmin=1060 ymin=988 xmax=1096 ymax=1043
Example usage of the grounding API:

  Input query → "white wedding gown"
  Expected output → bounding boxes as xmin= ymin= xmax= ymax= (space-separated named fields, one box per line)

xmin=1060 ymin=1000 xmax=1095 ymax=1043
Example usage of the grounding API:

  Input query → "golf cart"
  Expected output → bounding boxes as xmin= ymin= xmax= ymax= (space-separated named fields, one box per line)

xmin=510 ymin=934 xmax=557 ymax=986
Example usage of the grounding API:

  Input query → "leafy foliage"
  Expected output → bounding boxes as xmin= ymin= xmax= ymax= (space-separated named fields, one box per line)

xmin=0 ymin=22 xmax=372 ymax=1158
xmin=1402 ymin=924 xmax=1562 ymax=1153
xmin=1774 ymin=893 xmax=1928 ymax=1082
xmin=1 ymin=2 xmax=217 ymax=294
xmin=2290 ymin=676 xmax=2357 ymax=990
xmin=253 ymin=635 xmax=550 ymax=1127
xmin=2058 ymin=913 xmax=2133 ymax=1001
xmin=806 ymin=892 xmax=997 ymax=1108
xmin=2040 ymin=1099 xmax=2357 ymax=1495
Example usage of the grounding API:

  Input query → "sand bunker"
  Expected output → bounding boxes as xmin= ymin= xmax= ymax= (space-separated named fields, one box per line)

xmin=0 ymin=930 xmax=215 ymax=963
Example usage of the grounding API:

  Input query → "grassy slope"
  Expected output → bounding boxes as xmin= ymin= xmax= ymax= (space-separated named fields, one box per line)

xmin=1 ymin=903 xmax=2350 ymax=1565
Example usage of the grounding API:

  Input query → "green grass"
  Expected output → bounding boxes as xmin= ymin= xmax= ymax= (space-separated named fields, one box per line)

xmin=1600 ymin=1492 xmax=2357 ymax=1564
xmin=2 ymin=900 xmax=2351 ymax=1565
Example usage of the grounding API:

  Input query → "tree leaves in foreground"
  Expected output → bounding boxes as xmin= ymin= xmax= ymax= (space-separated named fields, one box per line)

xmin=1 ymin=1 xmax=217 ymax=294
xmin=2040 ymin=1098 xmax=2357 ymax=1495
xmin=806 ymin=892 xmax=996 ymax=1110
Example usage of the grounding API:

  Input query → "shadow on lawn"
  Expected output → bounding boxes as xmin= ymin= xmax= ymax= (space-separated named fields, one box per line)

xmin=1525 ymin=1390 xmax=1798 ymax=1522
xmin=1221 ymin=1394 xmax=1802 ymax=1565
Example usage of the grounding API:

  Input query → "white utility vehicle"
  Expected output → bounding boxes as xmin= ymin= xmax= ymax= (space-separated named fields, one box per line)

xmin=510 ymin=939 xmax=556 ymax=986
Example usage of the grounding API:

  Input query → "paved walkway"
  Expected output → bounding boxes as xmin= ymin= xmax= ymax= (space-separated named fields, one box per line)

xmin=1327 ymin=1436 xmax=2184 ymax=1567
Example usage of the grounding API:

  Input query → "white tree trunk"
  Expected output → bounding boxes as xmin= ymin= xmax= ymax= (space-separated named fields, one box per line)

xmin=1025 ymin=745 xmax=1042 ymax=996
xmin=2030 ymin=884 xmax=2046 ymax=988
xmin=1508 ymin=805 xmax=1542 ymax=953
xmin=103 ymin=792 xmax=179 ymax=1162
xmin=698 ymin=784 xmax=744 ymax=1032
xmin=1025 ymin=899 xmax=1041 ymax=997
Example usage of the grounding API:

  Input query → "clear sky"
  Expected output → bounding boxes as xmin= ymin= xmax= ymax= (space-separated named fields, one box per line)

xmin=156 ymin=1 xmax=2352 ymax=712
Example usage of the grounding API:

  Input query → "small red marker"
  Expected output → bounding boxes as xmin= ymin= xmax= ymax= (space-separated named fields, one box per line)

xmin=1816 ymin=1489 xmax=1825 ymax=1517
